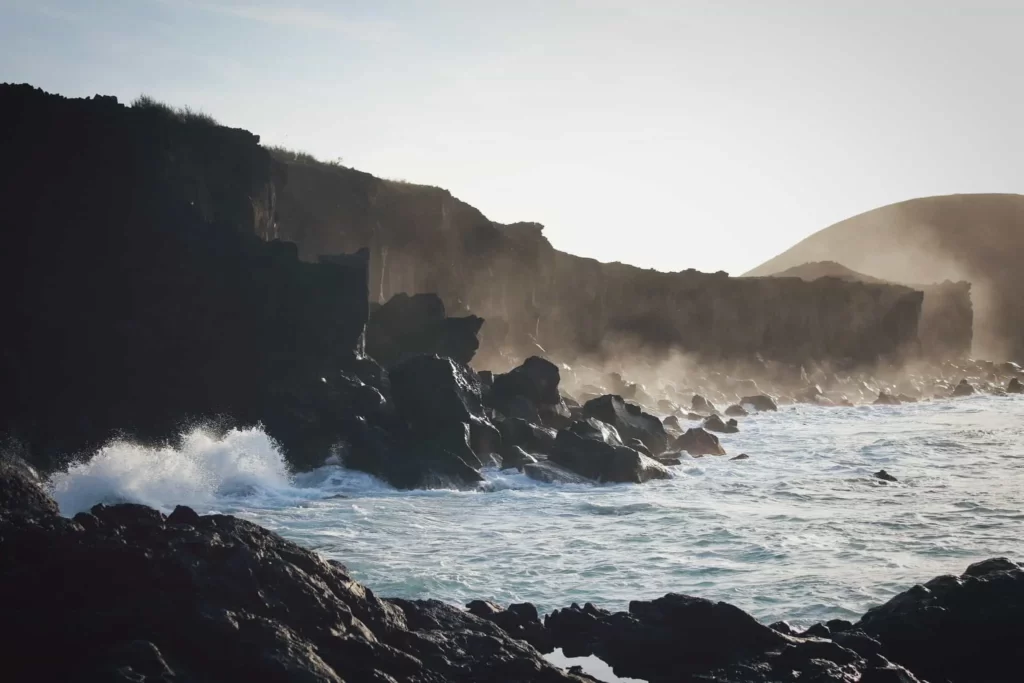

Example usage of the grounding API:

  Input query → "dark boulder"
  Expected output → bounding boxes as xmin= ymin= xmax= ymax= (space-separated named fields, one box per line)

xmin=546 ymin=594 xmax=790 ymax=682
xmin=857 ymin=557 xmax=1024 ymax=683
xmin=551 ymin=427 xmax=671 ymax=484
xmin=725 ymin=403 xmax=749 ymax=417
xmin=874 ymin=391 xmax=901 ymax=406
xmin=691 ymin=394 xmax=717 ymax=414
xmin=490 ymin=356 xmax=572 ymax=429
xmin=672 ymin=427 xmax=726 ymax=456
xmin=874 ymin=469 xmax=898 ymax=482
xmin=741 ymin=394 xmax=778 ymax=412
xmin=1008 ymin=377 xmax=1023 ymax=394
xmin=952 ymin=379 xmax=977 ymax=397
xmin=797 ymin=384 xmax=824 ymax=403
xmin=523 ymin=460 xmax=594 ymax=485
xmin=703 ymin=414 xmax=739 ymax=434
xmin=497 ymin=417 xmax=558 ymax=455
xmin=365 ymin=292 xmax=483 ymax=367
xmin=731 ymin=453 xmax=750 ymax=460
xmin=389 ymin=354 xmax=485 ymax=426
xmin=499 ymin=445 xmax=537 ymax=470
xmin=657 ymin=399 xmax=679 ymax=414
xmin=826 ymin=618 xmax=854 ymax=633
xmin=357 ymin=354 xmax=496 ymax=487
xmin=801 ymin=622 xmax=831 ymax=638
xmin=0 ymin=453 xmax=60 ymax=519
xmin=582 ymin=394 xmax=669 ymax=455
xmin=663 ymin=414 xmax=682 ymax=431
xmin=466 ymin=601 xmax=553 ymax=653
xmin=770 ymin=620 xmax=795 ymax=635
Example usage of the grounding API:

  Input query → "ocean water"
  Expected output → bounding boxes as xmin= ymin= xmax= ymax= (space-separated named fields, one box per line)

xmin=49 ymin=394 xmax=1024 ymax=629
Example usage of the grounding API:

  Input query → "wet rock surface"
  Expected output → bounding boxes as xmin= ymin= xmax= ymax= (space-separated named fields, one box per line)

xmin=582 ymin=394 xmax=669 ymax=455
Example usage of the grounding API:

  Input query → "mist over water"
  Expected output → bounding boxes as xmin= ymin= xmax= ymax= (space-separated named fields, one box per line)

xmin=51 ymin=395 xmax=1024 ymax=628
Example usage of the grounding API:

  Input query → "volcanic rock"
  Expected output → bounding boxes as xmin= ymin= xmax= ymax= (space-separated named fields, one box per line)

xmin=672 ymin=427 xmax=727 ymax=456
xmin=582 ymin=394 xmax=669 ymax=455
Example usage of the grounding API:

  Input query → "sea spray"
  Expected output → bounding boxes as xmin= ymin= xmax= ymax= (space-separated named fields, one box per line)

xmin=49 ymin=427 xmax=293 ymax=514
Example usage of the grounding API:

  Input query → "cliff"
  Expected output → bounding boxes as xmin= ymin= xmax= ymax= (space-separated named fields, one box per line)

xmin=0 ymin=84 xmax=369 ymax=470
xmin=271 ymin=156 xmax=925 ymax=368
xmin=771 ymin=262 xmax=974 ymax=359
xmin=746 ymin=194 xmax=1024 ymax=360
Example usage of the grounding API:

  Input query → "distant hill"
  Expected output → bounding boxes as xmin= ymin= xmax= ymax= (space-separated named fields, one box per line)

xmin=770 ymin=261 xmax=889 ymax=285
xmin=746 ymin=194 xmax=1024 ymax=360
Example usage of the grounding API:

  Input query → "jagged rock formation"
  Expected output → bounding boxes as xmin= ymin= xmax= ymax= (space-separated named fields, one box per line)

xmin=365 ymin=292 xmax=483 ymax=368
xmin=746 ymin=194 xmax=1024 ymax=360
xmin=0 ymin=456 xmax=588 ymax=683
xmin=270 ymin=154 xmax=926 ymax=368
xmin=768 ymin=261 xmax=974 ymax=359
xmin=0 ymin=84 xmax=369 ymax=473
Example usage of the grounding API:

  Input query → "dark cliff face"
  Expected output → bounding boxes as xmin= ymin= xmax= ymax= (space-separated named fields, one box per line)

xmin=272 ymin=157 xmax=925 ymax=368
xmin=0 ymin=85 xmax=368 ymax=470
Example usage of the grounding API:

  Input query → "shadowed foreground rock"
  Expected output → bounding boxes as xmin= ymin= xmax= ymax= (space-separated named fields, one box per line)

xmin=2 ymin=457 xmax=1021 ymax=682
xmin=0 ymin=457 xmax=585 ymax=683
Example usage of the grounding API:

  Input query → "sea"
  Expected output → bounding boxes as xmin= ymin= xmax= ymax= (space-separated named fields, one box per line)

xmin=49 ymin=394 xmax=1024 ymax=630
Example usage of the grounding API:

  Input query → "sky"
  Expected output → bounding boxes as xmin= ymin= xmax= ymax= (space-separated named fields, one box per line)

xmin=2 ymin=0 xmax=1023 ymax=275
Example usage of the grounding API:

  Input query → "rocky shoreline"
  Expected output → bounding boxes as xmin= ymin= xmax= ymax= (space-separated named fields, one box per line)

xmin=3 ymin=455 xmax=1021 ymax=683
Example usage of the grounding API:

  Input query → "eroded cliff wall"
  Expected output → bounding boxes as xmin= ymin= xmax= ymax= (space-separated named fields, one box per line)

xmin=0 ymin=85 xmax=369 ymax=469
xmin=770 ymin=262 xmax=973 ymax=359
xmin=272 ymin=158 xmax=924 ymax=368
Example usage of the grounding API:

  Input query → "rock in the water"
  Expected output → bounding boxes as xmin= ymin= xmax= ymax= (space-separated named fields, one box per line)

xmin=499 ymin=444 xmax=537 ymax=470
xmin=796 ymin=384 xmax=824 ymax=403
xmin=874 ymin=391 xmax=901 ymax=406
xmin=874 ymin=469 xmax=898 ymax=482
xmin=551 ymin=426 xmax=671 ymax=484
xmin=672 ymin=427 xmax=727 ymax=456
xmin=497 ymin=417 xmax=558 ymax=455
xmin=523 ymin=460 xmax=594 ymax=485
xmin=731 ymin=453 xmax=750 ymax=460
xmin=741 ymin=394 xmax=778 ymax=412
xmin=1008 ymin=377 xmax=1023 ymax=394
xmin=663 ymin=414 xmax=682 ymax=431
xmin=691 ymin=394 xmax=717 ymax=414
xmin=704 ymin=414 xmax=739 ymax=434
xmin=725 ymin=403 xmax=749 ymax=417
xmin=491 ymin=356 xmax=573 ymax=428
xmin=769 ymin=620 xmax=795 ymax=635
xmin=366 ymin=292 xmax=483 ymax=367
xmin=582 ymin=394 xmax=669 ymax=455
xmin=369 ymin=354 xmax=497 ymax=487
xmin=952 ymin=379 xmax=976 ymax=397
xmin=857 ymin=557 xmax=1024 ymax=683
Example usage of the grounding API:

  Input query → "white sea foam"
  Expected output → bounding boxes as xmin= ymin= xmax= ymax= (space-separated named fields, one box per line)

xmin=49 ymin=427 xmax=297 ymax=514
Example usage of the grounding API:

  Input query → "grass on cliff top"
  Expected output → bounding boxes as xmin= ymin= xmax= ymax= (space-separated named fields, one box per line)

xmin=131 ymin=94 xmax=219 ymax=126
xmin=266 ymin=146 xmax=348 ymax=170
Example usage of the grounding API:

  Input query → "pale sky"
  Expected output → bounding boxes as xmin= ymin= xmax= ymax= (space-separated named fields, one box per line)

xmin=3 ymin=0 xmax=1023 ymax=274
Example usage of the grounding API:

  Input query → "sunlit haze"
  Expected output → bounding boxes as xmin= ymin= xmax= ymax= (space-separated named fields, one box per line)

xmin=4 ymin=0 xmax=1023 ymax=274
